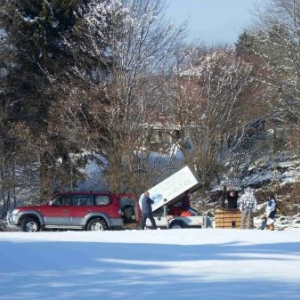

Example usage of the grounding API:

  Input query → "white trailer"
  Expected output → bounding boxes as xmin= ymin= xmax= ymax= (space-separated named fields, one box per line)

xmin=144 ymin=166 xmax=208 ymax=229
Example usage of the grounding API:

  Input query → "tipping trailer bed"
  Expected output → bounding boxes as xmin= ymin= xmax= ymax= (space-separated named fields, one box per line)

xmin=147 ymin=166 xmax=202 ymax=212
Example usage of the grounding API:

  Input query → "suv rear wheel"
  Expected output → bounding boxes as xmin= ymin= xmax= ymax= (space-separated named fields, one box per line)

xmin=87 ymin=218 xmax=107 ymax=231
xmin=21 ymin=217 xmax=41 ymax=232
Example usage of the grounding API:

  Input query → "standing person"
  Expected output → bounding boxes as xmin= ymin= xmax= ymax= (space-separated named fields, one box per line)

xmin=223 ymin=185 xmax=239 ymax=209
xmin=239 ymin=188 xmax=257 ymax=229
xmin=140 ymin=191 xmax=157 ymax=230
xmin=227 ymin=189 xmax=239 ymax=209
xmin=182 ymin=191 xmax=191 ymax=210
xmin=181 ymin=191 xmax=197 ymax=216
xmin=261 ymin=193 xmax=277 ymax=231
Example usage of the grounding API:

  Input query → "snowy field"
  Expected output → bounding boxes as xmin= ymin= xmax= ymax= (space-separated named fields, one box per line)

xmin=1 ymin=228 xmax=300 ymax=300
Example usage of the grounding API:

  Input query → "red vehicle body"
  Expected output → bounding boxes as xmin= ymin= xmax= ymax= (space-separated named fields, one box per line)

xmin=167 ymin=200 xmax=194 ymax=217
xmin=8 ymin=191 xmax=140 ymax=232
xmin=168 ymin=206 xmax=193 ymax=217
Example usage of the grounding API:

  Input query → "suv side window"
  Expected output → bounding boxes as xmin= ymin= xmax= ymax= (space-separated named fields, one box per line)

xmin=52 ymin=196 xmax=71 ymax=206
xmin=95 ymin=195 xmax=110 ymax=206
xmin=72 ymin=195 xmax=93 ymax=206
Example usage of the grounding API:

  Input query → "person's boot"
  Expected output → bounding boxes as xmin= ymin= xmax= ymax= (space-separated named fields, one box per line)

xmin=269 ymin=224 xmax=275 ymax=231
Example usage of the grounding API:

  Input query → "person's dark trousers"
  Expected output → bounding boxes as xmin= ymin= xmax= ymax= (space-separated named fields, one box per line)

xmin=261 ymin=218 xmax=267 ymax=230
xmin=140 ymin=213 xmax=157 ymax=229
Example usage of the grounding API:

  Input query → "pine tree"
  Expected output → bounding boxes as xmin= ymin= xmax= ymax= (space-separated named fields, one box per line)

xmin=0 ymin=0 xmax=116 ymax=201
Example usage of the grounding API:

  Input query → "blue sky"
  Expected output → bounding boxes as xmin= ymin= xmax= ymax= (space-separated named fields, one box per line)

xmin=167 ymin=0 xmax=264 ymax=45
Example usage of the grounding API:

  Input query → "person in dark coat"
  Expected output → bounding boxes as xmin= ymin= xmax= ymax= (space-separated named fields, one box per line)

xmin=182 ymin=191 xmax=191 ymax=210
xmin=140 ymin=191 xmax=157 ymax=230
xmin=181 ymin=191 xmax=197 ymax=216
xmin=222 ymin=185 xmax=239 ymax=209
xmin=227 ymin=189 xmax=239 ymax=209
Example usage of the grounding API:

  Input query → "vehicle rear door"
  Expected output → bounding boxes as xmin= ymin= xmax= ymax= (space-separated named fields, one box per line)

xmin=119 ymin=193 xmax=140 ymax=225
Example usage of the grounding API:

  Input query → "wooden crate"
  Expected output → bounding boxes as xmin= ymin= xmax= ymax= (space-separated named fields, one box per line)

xmin=215 ymin=208 xmax=243 ymax=228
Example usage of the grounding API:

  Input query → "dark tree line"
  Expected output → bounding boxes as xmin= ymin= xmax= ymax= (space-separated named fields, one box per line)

xmin=0 ymin=0 xmax=120 ymax=204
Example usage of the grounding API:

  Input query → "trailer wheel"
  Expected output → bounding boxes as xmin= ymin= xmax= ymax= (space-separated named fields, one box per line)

xmin=169 ymin=221 xmax=185 ymax=229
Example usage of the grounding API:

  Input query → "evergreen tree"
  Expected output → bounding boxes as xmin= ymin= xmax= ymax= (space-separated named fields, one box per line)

xmin=0 ymin=0 xmax=117 ymax=201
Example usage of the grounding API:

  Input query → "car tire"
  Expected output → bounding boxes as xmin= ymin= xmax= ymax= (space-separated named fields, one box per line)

xmin=21 ymin=217 xmax=41 ymax=232
xmin=169 ymin=220 xmax=185 ymax=229
xmin=0 ymin=221 xmax=6 ymax=231
xmin=87 ymin=218 xmax=107 ymax=231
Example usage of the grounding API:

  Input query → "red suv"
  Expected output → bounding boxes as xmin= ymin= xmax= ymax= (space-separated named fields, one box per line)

xmin=7 ymin=192 xmax=140 ymax=232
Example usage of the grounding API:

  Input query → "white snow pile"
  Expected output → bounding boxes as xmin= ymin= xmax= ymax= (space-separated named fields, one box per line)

xmin=0 ymin=229 xmax=300 ymax=300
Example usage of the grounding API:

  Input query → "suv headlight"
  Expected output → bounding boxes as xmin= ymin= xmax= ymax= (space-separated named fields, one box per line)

xmin=12 ymin=209 xmax=20 ymax=215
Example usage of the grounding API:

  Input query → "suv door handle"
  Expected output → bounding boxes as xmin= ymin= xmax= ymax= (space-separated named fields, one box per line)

xmin=63 ymin=210 xmax=68 ymax=213
xmin=87 ymin=210 xmax=92 ymax=212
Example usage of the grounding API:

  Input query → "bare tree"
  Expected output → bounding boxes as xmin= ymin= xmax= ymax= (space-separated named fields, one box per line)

xmin=167 ymin=48 xmax=255 ymax=188
xmin=98 ymin=0 xmax=187 ymax=193
xmin=248 ymin=0 xmax=300 ymax=149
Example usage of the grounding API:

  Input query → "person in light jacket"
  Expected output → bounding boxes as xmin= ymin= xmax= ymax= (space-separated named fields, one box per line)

xmin=239 ymin=188 xmax=257 ymax=229
xmin=139 ymin=191 xmax=157 ymax=230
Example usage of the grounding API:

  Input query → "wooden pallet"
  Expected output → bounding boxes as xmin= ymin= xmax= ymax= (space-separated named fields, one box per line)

xmin=215 ymin=208 xmax=248 ymax=228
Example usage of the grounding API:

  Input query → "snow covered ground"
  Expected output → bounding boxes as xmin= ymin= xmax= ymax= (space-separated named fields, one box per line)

xmin=1 ymin=228 xmax=300 ymax=300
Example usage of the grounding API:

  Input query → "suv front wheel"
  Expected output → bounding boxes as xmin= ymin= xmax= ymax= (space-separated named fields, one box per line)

xmin=87 ymin=218 xmax=107 ymax=231
xmin=21 ymin=217 xmax=41 ymax=232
